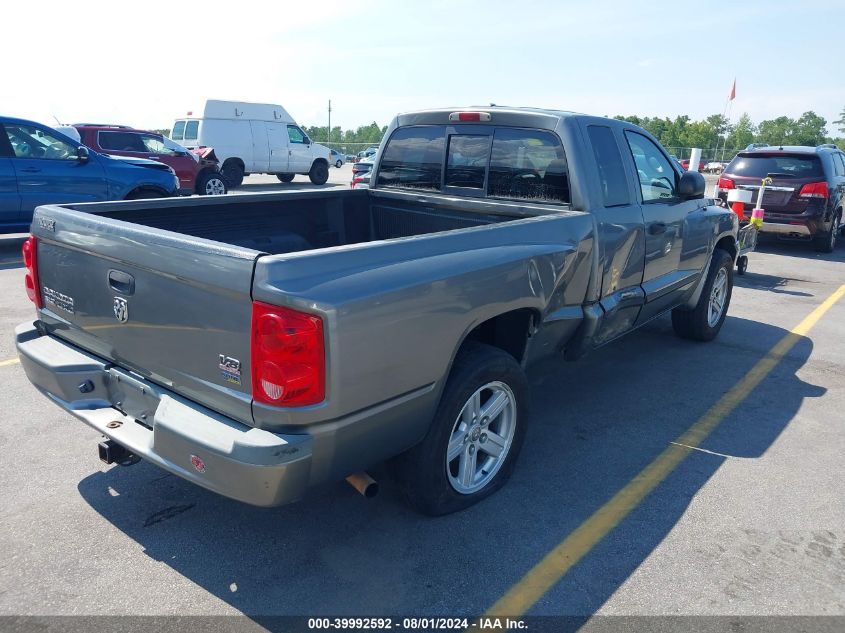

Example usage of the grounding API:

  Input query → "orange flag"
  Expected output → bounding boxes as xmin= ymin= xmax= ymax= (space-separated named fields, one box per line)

xmin=729 ymin=79 xmax=736 ymax=101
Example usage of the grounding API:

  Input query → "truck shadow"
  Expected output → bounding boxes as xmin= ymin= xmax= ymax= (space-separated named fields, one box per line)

xmin=0 ymin=235 xmax=26 ymax=269
xmin=77 ymin=315 xmax=821 ymax=623
xmin=755 ymin=238 xmax=845 ymax=264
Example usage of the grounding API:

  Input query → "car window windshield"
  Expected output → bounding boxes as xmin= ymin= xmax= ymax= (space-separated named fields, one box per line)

xmin=487 ymin=128 xmax=569 ymax=203
xmin=172 ymin=120 xmax=186 ymax=141
xmin=287 ymin=126 xmax=306 ymax=144
xmin=183 ymin=121 xmax=199 ymax=142
xmin=5 ymin=124 xmax=77 ymax=160
xmin=728 ymin=154 xmax=823 ymax=178
xmin=98 ymin=131 xmax=147 ymax=152
xmin=377 ymin=125 xmax=446 ymax=191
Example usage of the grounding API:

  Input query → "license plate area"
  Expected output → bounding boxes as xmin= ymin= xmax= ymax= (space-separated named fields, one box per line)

xmin=106 ymin=367 xmax=160 ymax=426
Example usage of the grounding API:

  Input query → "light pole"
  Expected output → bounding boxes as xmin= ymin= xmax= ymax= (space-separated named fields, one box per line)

xmin=328 ymin=99 xmax=332 ymax=147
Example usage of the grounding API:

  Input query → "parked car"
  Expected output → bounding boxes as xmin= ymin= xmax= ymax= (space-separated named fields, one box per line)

xmin=746 ymin=143 xmax=770 ymax=150
xmin=74 ymin=124 xmax=226 ymax=196
xmin=680 ymin=158 xmax=706 ymax=171
xmin=0 ymin=116 xmax=179 ymax=234
xmin=170 ymin=100 xmax=332 ymax=187
xmin=351 ymin=152 xmax=376 ymax=179
xmin=704 ymin=160 xmax=726 ymax=173
xmin=330 ymin=149 xmax=345 ymax=168
xmin=350 ymin=170 xmax=371 ymax=189
xmin=715 ymin=145 xmax=845 ymax=252
xmin=17 ymin=107 xmax=737 ymax=515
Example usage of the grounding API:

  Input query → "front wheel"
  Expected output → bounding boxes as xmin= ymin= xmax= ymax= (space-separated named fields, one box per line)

xmin=308 ymin=161 xmax=329 ymax=185
xmin=196 ymin=171 xmax=227 ymax=196
xmin=394 ymin=342 xmax=528 ymax=515
xmin=221 ymin=161 xmax=244 ymax=188
xmin=736 ymin=255 xmax=748 ymax=275
xmin=671 ymin=249 xmax=733 ymax=341
xmin=335 ymin=160 xmax=343 ymax=168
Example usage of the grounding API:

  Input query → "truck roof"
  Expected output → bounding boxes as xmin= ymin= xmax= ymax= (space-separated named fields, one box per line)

xmin=394 ymin=105 xmax=585 ymax=132
xmin=180 ymin=100 xmax=295 ymax=123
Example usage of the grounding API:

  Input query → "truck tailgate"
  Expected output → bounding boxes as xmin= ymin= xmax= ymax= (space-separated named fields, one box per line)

xmin=30 ymin=205 xmax=259 ymax=425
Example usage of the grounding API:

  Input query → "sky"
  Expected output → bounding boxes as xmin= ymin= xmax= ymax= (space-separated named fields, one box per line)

xmin=4 ymin=0 xmax=844 ymax=136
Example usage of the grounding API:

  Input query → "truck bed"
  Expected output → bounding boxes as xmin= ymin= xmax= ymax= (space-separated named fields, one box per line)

xmin=93 ymin=189 xmax=538 ymax=255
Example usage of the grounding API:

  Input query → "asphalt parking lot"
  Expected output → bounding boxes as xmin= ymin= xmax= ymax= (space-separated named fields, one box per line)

xmin=1 ymin=185 xmax=844 ymax=628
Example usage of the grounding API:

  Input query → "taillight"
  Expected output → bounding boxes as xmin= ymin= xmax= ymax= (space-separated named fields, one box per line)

xmin=22 ymin=236 xmax=42 ymax=309
xmin=799 ymin=181 xmax=829 ymax=199
xmin=251 ymin=301 xmax=325 ymax=407
xmin=717 ymin=177 xmax=735 ymax=190
xmin=351 ymin=177 xmax=365 ymax=189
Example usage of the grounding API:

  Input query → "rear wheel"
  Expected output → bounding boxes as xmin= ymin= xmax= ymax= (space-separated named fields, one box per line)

xmin=308 ymin=161 xmax=329 ymax=185
xmin=276 ymin=173 xmax=295 ymax=183
xmin=672 ymin=249 xmax=733 ymax=341
xmin=814 ymin=213 xmax=840 ymax=253
xmin=394 ymin=342 xmax=528 ymax=515
xmin=196 ymin=171 xmax=227 ymax=196
xmin=736 ymin=255 xmax=748 ymax=275
xmin=221 ymin=161 xmax=244 ymax=188
xmin=335 ymin=159 xmax=343 ymax=168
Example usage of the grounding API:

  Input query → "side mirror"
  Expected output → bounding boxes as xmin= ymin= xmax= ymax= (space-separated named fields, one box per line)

xmin=678 ymin=170 xmax=705 ymax=199
xmin=76 ymin=146 xmax=90 ymax=162
xmin=303 ymin=137 xmax=311 ymax=146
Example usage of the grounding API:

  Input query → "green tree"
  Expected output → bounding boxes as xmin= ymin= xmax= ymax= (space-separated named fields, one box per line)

xmin=726 ymin=113 xmax=755 ymax=150
xmin=756 ymin=116 xmax=796 ymax=145
xmin=793 ymin=111 xmax=827 ymax=146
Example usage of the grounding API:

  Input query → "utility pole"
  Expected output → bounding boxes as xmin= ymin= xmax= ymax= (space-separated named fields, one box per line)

xmin=327 ymin=99 xmax=332 ymax=147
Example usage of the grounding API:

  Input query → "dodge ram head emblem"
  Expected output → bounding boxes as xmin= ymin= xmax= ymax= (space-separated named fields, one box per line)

xmin=113 ymin=297 xmax=129 ymax=323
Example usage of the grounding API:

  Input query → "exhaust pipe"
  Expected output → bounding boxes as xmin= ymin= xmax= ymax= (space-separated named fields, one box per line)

xmin=345 ymin=472 xmax=379 ymax=498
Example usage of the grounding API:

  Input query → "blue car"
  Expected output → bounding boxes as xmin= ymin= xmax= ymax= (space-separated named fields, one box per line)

xmin=0 ymin=116 xmax=179 ymax=234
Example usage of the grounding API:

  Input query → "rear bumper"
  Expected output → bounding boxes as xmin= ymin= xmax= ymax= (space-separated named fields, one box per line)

xmin=15 ymin=321 xmax=312 ymax=507
xmin=759 ymin=222 xmax=812 ymax=237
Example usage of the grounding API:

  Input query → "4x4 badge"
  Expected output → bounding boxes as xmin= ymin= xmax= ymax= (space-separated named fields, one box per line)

xmin=113 ymin=297 xmax=129 ymax=323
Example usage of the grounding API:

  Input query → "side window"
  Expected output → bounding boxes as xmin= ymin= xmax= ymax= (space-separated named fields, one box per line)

xmin=171 ymin=120 xmax=186 ymax=141
xmin=5 ymin=124 xmax=77 ymax=160
xmin=287 ymin=125 xmax=306 ymax=144
xmin=98 ymin=131 xmax=147 ymax=152
xmin=445 ymin=134 xmax=489 ymax=189
xmin=624 ymin=131 xmax=677 ymax=202
xmin=377 ymin=125 xmax=446 ymax=191
xmin=834 ymin=153 xmax=845 ymax=177
xmin=587 ymin=125 xmax=630 ymax=207
xmin=487 ymin=128 xmax=569 ymax=203
xmin=183 ymin=120 xmax=199 ymax=143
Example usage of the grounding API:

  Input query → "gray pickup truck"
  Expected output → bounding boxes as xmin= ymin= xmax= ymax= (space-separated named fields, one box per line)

xmin=17 ymin=107 xmax=738 ymax=515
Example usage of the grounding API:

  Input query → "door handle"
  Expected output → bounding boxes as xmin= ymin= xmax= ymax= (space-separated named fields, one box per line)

xmin=648 ymin=222 xmax=667 ymax=235
xmin=20 ymin=167 xmax=41 ymax=173
xmin=107 ymin=269 xmax=135 ymax=295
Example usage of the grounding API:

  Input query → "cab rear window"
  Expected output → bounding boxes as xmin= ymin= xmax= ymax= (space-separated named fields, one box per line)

xmin=377 ymin=125 xmax=445 ymax=191
xmin=728 ymin=154 xmax=823 ymax=179
xmin=377 ymin=124 xmax=570 ymax=203
xmin=171 ymin=120 xmax=186 ymax=141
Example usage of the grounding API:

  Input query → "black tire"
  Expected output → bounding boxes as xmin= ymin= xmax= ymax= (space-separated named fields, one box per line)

xmin=672 ymin=249 xmax=733 ymax=342
xmin=736 ymin=255 xmax=748 ymax=275
xmin=221 ymin=161 xmax=244 ymax=188
xmin=125 ymin=188 xmax=167 ymax=200
xmin=813 ymin=213 xmax=840 ymax=253
xmin=308 ymin=160 xmax=329 ymax=185
xmin=276 ymin=173 xmax=295 ymax=183
xmin=196 ymin=171 xmax=227 ymax=196
xmin=335 ymin=160 xmax=343 ymax=168
xmin=394 ymin=342 xmax=529 ymax=516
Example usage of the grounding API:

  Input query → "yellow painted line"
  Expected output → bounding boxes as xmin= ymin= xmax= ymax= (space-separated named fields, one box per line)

xmin=0 ymin=357 xmax=20 ymax=367
xmin=484 ymin=283 xmax=845 ymax=619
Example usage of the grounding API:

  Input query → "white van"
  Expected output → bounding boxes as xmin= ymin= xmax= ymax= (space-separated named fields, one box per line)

xmin=170 ymin=100 xmax=332 ymax=187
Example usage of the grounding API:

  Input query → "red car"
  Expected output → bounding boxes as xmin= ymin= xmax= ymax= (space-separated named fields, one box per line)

xmin=680 ymin=158 xmax=706 ymax=171
xmin=74 ymin=124 xmax=227 ymax=195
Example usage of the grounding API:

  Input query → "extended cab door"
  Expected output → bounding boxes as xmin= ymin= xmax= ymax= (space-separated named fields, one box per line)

xmin=622 ymin=131 xmax=710 ymax=323
xmin=4 ymin=122 xmax=107 ymax=216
